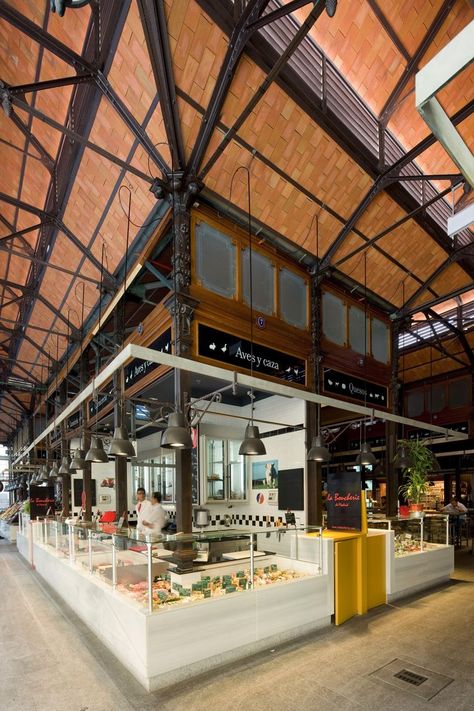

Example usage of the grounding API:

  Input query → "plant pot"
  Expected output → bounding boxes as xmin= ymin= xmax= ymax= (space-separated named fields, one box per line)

xmin=409 ymin=503 xmax=424 ymax=518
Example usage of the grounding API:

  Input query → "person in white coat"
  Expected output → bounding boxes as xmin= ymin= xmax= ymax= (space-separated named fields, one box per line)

xmin=136 ymin=487 xmax=153 ymax=534
xmin=142 ymin=492 xmax=168 ymax=535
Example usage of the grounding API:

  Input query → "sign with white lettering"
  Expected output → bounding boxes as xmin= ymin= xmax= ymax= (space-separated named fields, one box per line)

xmin=124 ymin=328 xmax=172 ymax=389
xmin=66 ymin=410 xmax=82 ymax=431
xmin=323 ymin=369 xmax=387 ymax=406
xmin=197 ymin=324 xmax=306 ymax=384
xmin=326 ymin=471 xmax=361 ymax=531
xmin=88 ymin=381 xmax=114 ymax=418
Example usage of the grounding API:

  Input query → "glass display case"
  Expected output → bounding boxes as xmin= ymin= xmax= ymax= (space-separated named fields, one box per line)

xmin=202 ymin=436 xmax=248 ymax=503
xmin=132 ymin=454 xmax=176 ymax=503
xmin=368 ymin=514 xmax=449 ymax=556
xmin=33 ymin=522 xmax=324 ymax=614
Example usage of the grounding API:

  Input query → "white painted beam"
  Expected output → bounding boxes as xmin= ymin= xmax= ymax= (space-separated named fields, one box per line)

xmin=447 ymin=201 xmax=474 ymax=236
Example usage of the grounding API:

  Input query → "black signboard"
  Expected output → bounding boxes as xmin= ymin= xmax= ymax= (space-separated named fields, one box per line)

xmin=88 ymin=381 xmax=114 ymax=417
xmin=30 ymin=485 xmax=56 ymax=520
xmin=124 ymin=328 xmax=172 ymax=389
xmin=326 ymin=471 xmax=362 ymax=532
xmin=67 ymin=410 xmax=82 ymax=431
xmin=278 ymin=468 xmax=304 ymax=511
xmin=50 ymin=428 xmax=61 ymax=443
xmin=198 ymin=324 xmax=306 ymax=384
xmin=323 ymin=369 xmax=387 ymax=406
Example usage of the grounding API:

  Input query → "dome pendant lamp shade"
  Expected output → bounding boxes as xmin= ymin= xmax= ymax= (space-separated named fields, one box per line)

xmin=161 ymin=412 xmax=193 ymax=449
xmin=48 ymin=462 xmax=59 ymax=479
xmin=108 ymin=426 xmax=136 ymax=457
xmin=355 ymin=442 xmax=377 ymax=467
xmin=85 ymin=435 xmax=109 ymax=463
xmin=395 ymin=444 xmax=411 ymax=470
xmin=239 ymin=423 xmax=266 ymax=456
xmin=70 ymin=449 xmax=86 ymax=470
xmin=58 ymin=456 xmax=70 ymax=475
xmin=307 ymin=434 xmax=331 ymax=462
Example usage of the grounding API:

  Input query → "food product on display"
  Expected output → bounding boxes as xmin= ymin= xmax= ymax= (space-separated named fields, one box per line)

xmin=393 ymin=533 xmax=437 ymax=557
xmin=115 ymin=566 xmax=307 ymax=610
xmin=0 ymin=502 xmax=22 ymax=522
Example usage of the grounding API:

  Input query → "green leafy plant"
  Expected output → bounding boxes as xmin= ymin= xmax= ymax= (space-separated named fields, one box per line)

xmin=22 ymin=499 xmax=30 ymax=514
xmin=397 ymin=438 xmax=437 ymax=504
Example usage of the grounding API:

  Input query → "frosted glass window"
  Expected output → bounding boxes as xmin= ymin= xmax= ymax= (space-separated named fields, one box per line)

xmin=348 ymin=305 xmax=366 ymax=354
xmin=407 ymin=390 xmax=424 ymax=418
xmin=322 ymin=292 xmax=345 ymax=345
xmin=449 ymin=378 xmax=470 ymax=409
xmin=371 ymin=318 xmax=389 ymax=363
xmin=279 ymin=268 xmax=308 ymax=329
xmin=242 ymin=249 xmax=275 ymax=315
xmin=427 ymin=383 xmax=445 ymax=414
xmin=195 ymin=222 xmax=236 ymax=298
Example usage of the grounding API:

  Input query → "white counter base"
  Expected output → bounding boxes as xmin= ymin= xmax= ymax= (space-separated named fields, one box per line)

xmin=17 ymin=533 xmax=333 ymax=691
xmin=0 ymin=520 xmax=18 ymax=542
xmin=374 ymin=529 xmax=455 ymax=602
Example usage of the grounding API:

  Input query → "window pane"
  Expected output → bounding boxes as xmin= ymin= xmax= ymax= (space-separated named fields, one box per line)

xmin=228 ymin=440 xmax=246 ymax=501
xmin=322 ymin=292 xmax=345 ymax=345
xmin=242 ymin=249 xmax=275 ymax=315
xmin=279 ymin=268 xmax=308 ymax=329
xmin=207 ymin=439 xmax=225 ymax=501
xmin=449 ymin=378 xmax=470 ymax=409
xmin=195 ymin=222 xmax=236 ymax=298
xmin=349 ymin=305 xmax=366 ymax=354
xmin=407 ymin=390 xmax=424 ymax=417
xmin=371 ymin=318 xmax=389 ymax=363
xmin=426 ymin=383 xmax=445 ymax=414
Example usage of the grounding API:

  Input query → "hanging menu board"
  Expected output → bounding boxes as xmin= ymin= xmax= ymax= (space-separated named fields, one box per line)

xmin=198 ymin=324 xmax=305 ymax=384
xmin=326 ymin=471 xmax=362 ymax=532
xmin=29 ymin=485 xmax=56 ymax=520
xmin=124 ymin=328 xmax=172 ymax=389
xmin=323 ymin=368 xmax=387 ymax=406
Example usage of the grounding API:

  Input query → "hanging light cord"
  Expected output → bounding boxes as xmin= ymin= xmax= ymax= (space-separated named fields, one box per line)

xmin=363 ymin=251 xmax=368 ymax=442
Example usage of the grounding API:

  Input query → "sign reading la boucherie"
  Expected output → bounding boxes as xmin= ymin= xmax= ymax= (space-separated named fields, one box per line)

xmin=197 ymin=324 xmax=305 ymax=385
xmin=326 ymin=471 xmax=362 ymax=532
xmin=124 ymin=328 xmax=172 ymax=389
xmin=30 ymin=484 xmax=55 ymax=520
xmin=323 ymin=368 xmax=388 ymax=407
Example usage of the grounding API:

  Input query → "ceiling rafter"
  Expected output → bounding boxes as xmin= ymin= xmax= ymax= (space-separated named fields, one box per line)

xmin=0 ymin=215 xmax=34 ymax=254
xmin=380 ymin=0 xmax=456 ymax=122
xmin=137 ymin=0 xmax=186 ymax=170
xmin=0 ymin=241 xmax=101 ymax=285
xmin=425 ymin=307 xmax=474 ymax=370
xmin=365 ymin=0 xmax=410 ymax=62
xmin=199 ymin=1 xmax=327 ymax=179
xmin=403 ymin=328 xmax=467 ymax=369
xmin=9 ymin=111 xmax=55 ymax=173
xmin=0 ymin=192 xmax=116 ymax=283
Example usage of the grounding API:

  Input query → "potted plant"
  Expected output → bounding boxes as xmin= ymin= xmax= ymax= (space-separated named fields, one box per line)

xmin=397 ymin=438 xmax=437 ymax=517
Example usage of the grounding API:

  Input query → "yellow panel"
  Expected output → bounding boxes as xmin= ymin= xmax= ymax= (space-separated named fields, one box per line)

xmin=334 ymin=539 xmax=359 ymax=625
xmin=367 ymin=533 xmax=386 ymax=610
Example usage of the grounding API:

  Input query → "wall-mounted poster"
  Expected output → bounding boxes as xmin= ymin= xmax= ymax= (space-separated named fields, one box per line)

xmin=252 ymin=460 xmax=278 ymax=489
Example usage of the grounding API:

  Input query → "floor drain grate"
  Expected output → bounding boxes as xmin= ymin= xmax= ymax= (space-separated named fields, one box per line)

xmin=394 ymin=669 xmax=428 ymax=687
xmin=369 ymin=659 xmax=454 ymax=700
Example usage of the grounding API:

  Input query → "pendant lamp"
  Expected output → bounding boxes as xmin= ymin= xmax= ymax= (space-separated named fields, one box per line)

xmin=395 ymin=443 xmax=411 ymax=469
xmin=355 ymin=441 xmax=377 ymax=467
xmin=49 ymin=461 xmax=59 ymax=479
xmin=161 ymin=412 xmax=193 ymax=449
xmin=108 ymin=425 xmax=136 ymax=457
xmin=70 ymin=447 xmax=86 ymax=470
xmin=85 ymin=435 xmax=108 ymax=463
xmin=58 ymin=456 xmax=70 ymax=475
xmin=308 ymin=434 xmax=331 ymax=462
xmin=239 ymin=423 xmax=266 ymax=456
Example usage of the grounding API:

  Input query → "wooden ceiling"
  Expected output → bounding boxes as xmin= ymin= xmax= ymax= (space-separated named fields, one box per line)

xmin=0 ymin=0 xmax=473 ymax=442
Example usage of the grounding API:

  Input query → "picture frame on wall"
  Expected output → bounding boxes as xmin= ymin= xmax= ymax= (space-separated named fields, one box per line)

xmin=252 ymin=460 xmax=278 ymax=489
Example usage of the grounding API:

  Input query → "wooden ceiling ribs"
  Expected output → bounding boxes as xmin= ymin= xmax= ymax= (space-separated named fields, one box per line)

xmin=425 ymin=307 xmax=474 ymax=370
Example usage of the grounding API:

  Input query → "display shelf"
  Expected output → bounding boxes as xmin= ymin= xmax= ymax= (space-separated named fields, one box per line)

xmin=17 ymin=522 xmax=333 ymax=690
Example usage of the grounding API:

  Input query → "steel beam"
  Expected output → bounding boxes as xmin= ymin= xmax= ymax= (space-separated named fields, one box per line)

xmin=246 ymin=0 xmax=315 ymax=32
xmin=144 ymin=260 xmax=172 ymax=289
xmin=0 ymin=241 xmax=103 ymax=285
xmin=7 ymin=74 xmax=95 ymax=96
xmin=199 ymin=0 xmax=326 ymax=179
xmin=333 ymin=182 xmax=460 ymax=269
xmin=3 ymin=391 xmax=28 ymax=413
xmin=9 ymin=112 xmax=54 ymax=172
xmin=0 ymin=222 xmax=48 ymax=244
xmin=380 ymin=0 xmax=455 ymax=122
xmin=0 ymin=3 xmax=94 ymax=73
xmin=402 ymin=328 xmax=466 ymax=369
xmin=365 ymin=0 xmax=410 ymax=62
xmin=137 ymin=0 xmax=185 ymax=169
xmin=398 ymin=243 xmax=474 ymax=315
xmin=188 ymin=0 xmax=271 ymax=176
xmin=425 ymin=307 xmax=474 ymax=370
xmin=9 ymin=101 xmax=153 ymax=184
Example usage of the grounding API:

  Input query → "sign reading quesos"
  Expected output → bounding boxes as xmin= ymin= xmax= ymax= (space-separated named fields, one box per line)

xmin=323 ymin=368 xmax=388 ymax=406
xmin=198 ymin=324 xmax=305 ymax=385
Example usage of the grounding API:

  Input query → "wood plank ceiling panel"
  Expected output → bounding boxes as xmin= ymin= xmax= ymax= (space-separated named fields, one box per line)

xmin=3 ymin=1 xmax=44 ymax=26
xmin=411 ymin=263 xmax=474 ymax=309
xmin=380 ymin=0 xmax=445 ymax=55
xmin=46 ymin=0 xmax=91 ymax=55
xmin=292 ymin=0 xmax=406 ymax=114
